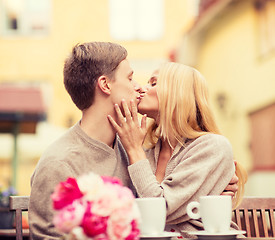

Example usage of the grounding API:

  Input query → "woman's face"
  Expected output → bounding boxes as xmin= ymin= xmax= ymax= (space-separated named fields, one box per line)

xmin=137 ymin=69 xmax=160 ymax=120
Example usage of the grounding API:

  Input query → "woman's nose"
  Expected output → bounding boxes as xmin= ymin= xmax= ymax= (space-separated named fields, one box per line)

xmin=143 ymin=84 xmax=151 ymax=91
xmin=139 ymin=85 xmax=148 ymax=94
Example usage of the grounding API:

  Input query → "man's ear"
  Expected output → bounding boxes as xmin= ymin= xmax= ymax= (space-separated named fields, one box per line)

xmin=97 ymin=75 xmax=111 ymax=95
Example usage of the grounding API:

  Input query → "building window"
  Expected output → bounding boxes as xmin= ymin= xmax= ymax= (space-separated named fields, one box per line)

xmin=0 ymin=0 xmax=51 ymax=36
xmin=109 ymin=0 xmax=164 ymax=41
xmin=249 ymin=102 xmax=275 ymax=171
xmin=254 ymin=0 xmax=275 ymax=57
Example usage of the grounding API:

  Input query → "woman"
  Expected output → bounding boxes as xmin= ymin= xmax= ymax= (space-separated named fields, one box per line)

xmin=108 ymin=62 xmax=246 ymax=237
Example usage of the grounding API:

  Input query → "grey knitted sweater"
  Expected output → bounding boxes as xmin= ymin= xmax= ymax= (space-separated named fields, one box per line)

xmin=29 ymin=122 xmax=132 ymax=240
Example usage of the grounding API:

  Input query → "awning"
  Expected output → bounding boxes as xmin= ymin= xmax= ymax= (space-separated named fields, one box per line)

xmin=0 ymin=84 xmax=47 ymax=187
xmin=0 ymin=85 xmax=46 ymax=133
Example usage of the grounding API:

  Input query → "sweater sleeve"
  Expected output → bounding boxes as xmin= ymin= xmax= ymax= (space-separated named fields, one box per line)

xmin=29 ymin=159 xmax=75 ymax=240
xmin=128 ymin=134 xmax=235 ymax=225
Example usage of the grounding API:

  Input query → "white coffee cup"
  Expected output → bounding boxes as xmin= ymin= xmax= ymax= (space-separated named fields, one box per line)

xmin=186 ymin=195 xmax=232 ymax=233
xmin=135 ymin=197 xmax=166 ymax=235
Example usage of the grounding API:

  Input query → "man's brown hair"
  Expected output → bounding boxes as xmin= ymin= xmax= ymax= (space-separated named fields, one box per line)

xmin=64 ymin=42 xmax=127 ymax=110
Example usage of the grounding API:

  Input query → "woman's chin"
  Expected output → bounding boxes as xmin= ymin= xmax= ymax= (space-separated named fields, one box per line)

xmin=137 ymin=108 xmax=157 ymax=120
xmin=137 ymin=104 xmax=146 ymax=115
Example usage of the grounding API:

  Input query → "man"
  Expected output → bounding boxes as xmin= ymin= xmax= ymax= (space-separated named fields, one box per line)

xmin=29 ymin=42 xmax=140 ymax=239
xmin=29 ymin=42 xmax=238 ymax=239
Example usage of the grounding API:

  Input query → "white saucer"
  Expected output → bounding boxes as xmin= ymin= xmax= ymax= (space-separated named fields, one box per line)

xmin=140 ymin=231 xmax=181 ymax=238
xmin=187 ymin=230 xmax=246 ymax=239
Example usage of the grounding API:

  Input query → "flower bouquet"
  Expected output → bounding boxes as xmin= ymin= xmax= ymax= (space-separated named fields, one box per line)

xmin=51 ymin=172 xmax=140 ymax=240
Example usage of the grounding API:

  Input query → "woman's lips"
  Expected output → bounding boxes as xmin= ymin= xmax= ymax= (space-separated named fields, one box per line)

xmin=136 ymin=93 xmax=145 ymax=104
xmin=138 ymin=93 xmax=145 ymax=99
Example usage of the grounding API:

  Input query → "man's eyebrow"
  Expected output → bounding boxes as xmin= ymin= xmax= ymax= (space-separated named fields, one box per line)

xmin=128 ymin=70 xmax=134 ymax=77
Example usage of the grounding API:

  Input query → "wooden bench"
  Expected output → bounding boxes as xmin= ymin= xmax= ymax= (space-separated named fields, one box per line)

xmin=3 ymin=196 xmax=30 ymax=240
xmin=233 ymin=197 xmax=275 ymax=238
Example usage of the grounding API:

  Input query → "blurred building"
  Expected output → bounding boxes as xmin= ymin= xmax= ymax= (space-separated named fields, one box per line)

xmin=0 ymin=0 xmax=193 ymax=194
xmin=176 ymin=0 xmax=275 ymax=196
xmin=2 ymin=0 xmax=274 ymax=198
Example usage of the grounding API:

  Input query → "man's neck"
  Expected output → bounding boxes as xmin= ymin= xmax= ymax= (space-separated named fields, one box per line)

xmin=80 ymin=105 xmax=116 ymax=148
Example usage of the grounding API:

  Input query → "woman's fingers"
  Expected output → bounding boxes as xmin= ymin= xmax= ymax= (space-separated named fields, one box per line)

xmin=224 ymin=181 xmax=238 ymax=192
xmin=111 ymin=100 xmax=145 ymax=131
xmin=221 ymin=191 xmax=235 ymax=198
xmin=141 ymin=114 xmax=147 ymax=130
xmin=130 ymin=100 xmax=139 ymax=124
xmin=107 ymin=114 xmax=120 ymax=131
xmin=114 ymin=103 xmax=126 ymax=125
xmin=122 ymin=99 xmax=132 ymax=122
xmin=130 ymin=100 xmax=147 ymax=131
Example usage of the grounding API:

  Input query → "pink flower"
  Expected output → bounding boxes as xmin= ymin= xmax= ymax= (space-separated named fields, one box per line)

xmin=82 ymin=202 xmax=108 ymax=237
xmin=94 ymin=234 xmax=109 ymax=240
xmin=91 ymin=188 xmax=118 ymax=217
xmin=53 ymin=199 xmax=86 ymax=233
xmin=51 ymin=178 xmax=83 ymax=210
xmin=111 ymin=185 xmax=136 ymax=212
xmin=115 ymin=185 xmax=135 ymax=202
xmin=107 ymin=205 xmax=138 ymax=240
xmin=107 ymin=217 xmax=131 ymax=240
xmin=52 ymin=173 xmax=140 ymax=240
xmin=101 ymin=176 xmax=122 ymax=185
xmin=126 ymin=220 xmax=140 ymax=240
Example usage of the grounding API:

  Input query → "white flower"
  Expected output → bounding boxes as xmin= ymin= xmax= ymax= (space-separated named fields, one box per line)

xmin=77 ymin=172 xmax=104 ymax=201
xmin=66 ymin=227 xmax=93 ymax=240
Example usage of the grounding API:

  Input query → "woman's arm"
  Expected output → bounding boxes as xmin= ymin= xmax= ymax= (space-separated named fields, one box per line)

xmin=108 ymin=101 xmax=235 ymax=225
xmin=128 ymin=134 xmax=235 ymax=225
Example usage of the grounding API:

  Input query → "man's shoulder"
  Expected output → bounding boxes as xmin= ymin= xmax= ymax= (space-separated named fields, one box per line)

xmin=40 ymin=123 xmax=82 ymax=159
xmin=31 ymin=126 xmax=79 ymax=175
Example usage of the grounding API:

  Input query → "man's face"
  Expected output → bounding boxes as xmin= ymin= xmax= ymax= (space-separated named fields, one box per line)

xmin=110 ymin=59 xmax=139 ymax=107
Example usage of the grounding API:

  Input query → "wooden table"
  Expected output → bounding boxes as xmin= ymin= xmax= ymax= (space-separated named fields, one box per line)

xmin=140 ymin=236 xmax=275 ymax=240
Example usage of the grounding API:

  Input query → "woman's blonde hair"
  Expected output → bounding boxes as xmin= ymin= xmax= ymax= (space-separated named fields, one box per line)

xmin=233 ymin=162 xmax=248 ymax=208
xmin=145 ymin=62 xmax=220 ymax=147
xmin=144 ymin=62 xmax=247 ymax=208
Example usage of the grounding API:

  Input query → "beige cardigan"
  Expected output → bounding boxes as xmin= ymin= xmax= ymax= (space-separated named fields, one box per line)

xmin=128 ymin=133 xmax=236 ymax=237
